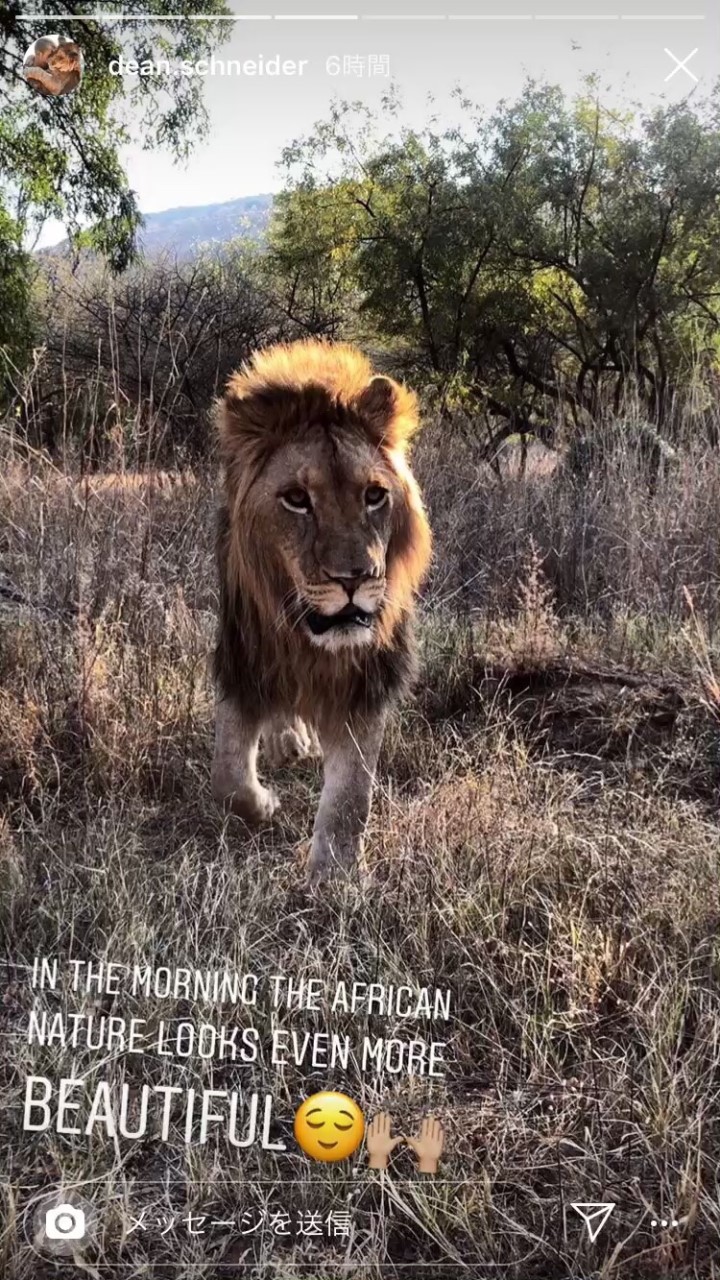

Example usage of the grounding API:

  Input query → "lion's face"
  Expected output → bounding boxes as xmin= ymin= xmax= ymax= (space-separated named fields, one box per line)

xmin=250 ymin=430 xmax=401 ymax=650
xmin=219 ymin=341 xmax=432 ymax=658
xmin=49 ymin=44 xmax=81 ymax=75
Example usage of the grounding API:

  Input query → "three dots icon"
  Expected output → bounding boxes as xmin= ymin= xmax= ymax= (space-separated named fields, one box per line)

xmin=651 ymin=1217 xmax=679 ymax=1228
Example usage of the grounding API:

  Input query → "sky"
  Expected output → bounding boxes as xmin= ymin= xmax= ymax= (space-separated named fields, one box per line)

xmin=30 ymin=0 xmax=717 ymax=245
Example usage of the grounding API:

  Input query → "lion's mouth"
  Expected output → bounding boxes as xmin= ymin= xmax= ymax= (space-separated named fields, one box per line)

xmin=305 ymin=605 xmax=374 ymax=637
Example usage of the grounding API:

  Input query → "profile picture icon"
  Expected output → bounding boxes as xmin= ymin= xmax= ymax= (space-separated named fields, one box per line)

xmin=23 ymin=34 xmax=83 ymax=98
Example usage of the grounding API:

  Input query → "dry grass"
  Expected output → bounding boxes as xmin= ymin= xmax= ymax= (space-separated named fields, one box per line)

xmin=2 ymin=432 xmax=720 ymax=1279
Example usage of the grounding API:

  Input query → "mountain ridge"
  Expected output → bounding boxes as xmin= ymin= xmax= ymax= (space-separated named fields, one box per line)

xmin=42 ymin=193 xmax=274 ymax=258
xmin=138 ymin=193 xmax=274 ymax=255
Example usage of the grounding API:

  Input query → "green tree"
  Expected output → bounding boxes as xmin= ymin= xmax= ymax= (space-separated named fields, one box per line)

xmin=0 ymin=1 xmax=230 ymax=387
xmin=2 ymin=1 xmax=230 ymax=269
xmin=0 ymin=205 xmax=31 ymax=381
xmin=271 ymin=84 xmax=720 ymax=443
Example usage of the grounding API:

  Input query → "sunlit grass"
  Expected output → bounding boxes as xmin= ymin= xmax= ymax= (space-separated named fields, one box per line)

xmin=2 ymin=443 xmax=720 ymax=1277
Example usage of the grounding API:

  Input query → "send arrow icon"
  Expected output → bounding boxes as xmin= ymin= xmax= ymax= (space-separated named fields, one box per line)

xmin=571 ymin=1202 xmax=616 ymax=1242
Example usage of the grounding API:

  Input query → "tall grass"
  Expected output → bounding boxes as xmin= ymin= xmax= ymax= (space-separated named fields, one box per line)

xmin=2 ymin=377 xmax=720 ymax=1278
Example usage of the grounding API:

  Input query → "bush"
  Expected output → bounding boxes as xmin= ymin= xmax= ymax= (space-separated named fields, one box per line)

xmin=30 ymin=247 xmax=305 ymax=463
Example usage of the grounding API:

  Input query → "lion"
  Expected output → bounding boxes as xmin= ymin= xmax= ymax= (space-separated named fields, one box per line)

xmin=211 ymin=339 xmax=432 ymax=880
xmin=24 ymin=36 xmax=82 ymax=98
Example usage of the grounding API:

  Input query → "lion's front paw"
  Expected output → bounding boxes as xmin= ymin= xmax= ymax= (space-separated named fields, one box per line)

xmin=211 ymin=771 xmax=280 ymax=825
xmin=264 ymin=718 xmax=321 ymax=768
xmin=306 ymin=829 xmax=361 ymax=884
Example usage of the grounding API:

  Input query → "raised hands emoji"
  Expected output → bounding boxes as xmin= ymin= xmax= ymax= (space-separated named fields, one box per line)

xmin=405 ymin=1116 xmax=445 ymax=1174
xmin=366 ymin=1113 xmax=445 ymax=1174
xmin=365 ymin=1111 xmax=404 ymax=1170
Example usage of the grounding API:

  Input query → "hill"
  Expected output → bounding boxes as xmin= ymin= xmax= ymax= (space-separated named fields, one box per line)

xmin=137 ymin=193 xmax=273 ymax=255
xmin=41 ymin=193 xmax=274 ymax=259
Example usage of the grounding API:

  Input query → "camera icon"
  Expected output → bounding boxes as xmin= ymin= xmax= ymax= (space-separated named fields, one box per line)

xmin=44 ymin=1203 xmax=86 ymax=1241
xmin=25 ymin=1189 xmax=95 ymax=1258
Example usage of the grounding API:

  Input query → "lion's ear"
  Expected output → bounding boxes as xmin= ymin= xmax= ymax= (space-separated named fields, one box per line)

xmin=355 ymin=376 xmax=420 ymax=450
xmin=356 ymin=377 xmax=396 ymax=428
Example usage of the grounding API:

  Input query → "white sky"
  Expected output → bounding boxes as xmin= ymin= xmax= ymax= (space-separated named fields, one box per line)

xmin=33 ymin=5 xmax=717 ymax=245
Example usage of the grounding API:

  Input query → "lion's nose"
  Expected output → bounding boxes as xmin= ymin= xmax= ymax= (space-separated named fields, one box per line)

xmin=322 ymin=568 xmax=372 ymax=597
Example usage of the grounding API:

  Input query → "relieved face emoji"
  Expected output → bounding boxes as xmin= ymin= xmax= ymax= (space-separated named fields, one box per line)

xmin=294 ymin=1091 xmax=365 ymax=1162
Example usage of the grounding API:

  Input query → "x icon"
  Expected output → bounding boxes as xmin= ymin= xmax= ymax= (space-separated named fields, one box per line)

xmin=664 ymin=48 xmax=698 ymax=83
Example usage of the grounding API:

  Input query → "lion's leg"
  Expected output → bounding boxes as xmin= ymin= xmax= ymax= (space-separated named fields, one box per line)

xmin=211 ymin=696 xmax=279 ymax=824
xmin=263 ymin=716 xmax=322 ymax=768
xmin=307 ymin=713 xmax=386 ymax=881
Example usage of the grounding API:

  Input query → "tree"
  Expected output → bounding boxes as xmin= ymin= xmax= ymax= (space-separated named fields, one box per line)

xmin=1 ymin=1 xmax=230 ymax=271
xmin=270 ymin=84 xmax=720 ymax=446
xmin=0 ymin=2 xmax=230 ymax=397
xmin=0 ymin=205 xmax=32 ymax=381
xmin=0 ymin=1 xmax=229 ymax=267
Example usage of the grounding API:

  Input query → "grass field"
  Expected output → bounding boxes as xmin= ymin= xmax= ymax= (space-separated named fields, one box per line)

xmin=2 ymin=425 xmax=720 ymax=1279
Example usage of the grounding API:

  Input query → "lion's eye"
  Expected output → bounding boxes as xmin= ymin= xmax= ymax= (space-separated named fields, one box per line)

xmin=281 ymin=488 xmax=312 ymax=514
xmin=365 ymin=485 xmax=388 ymax=511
